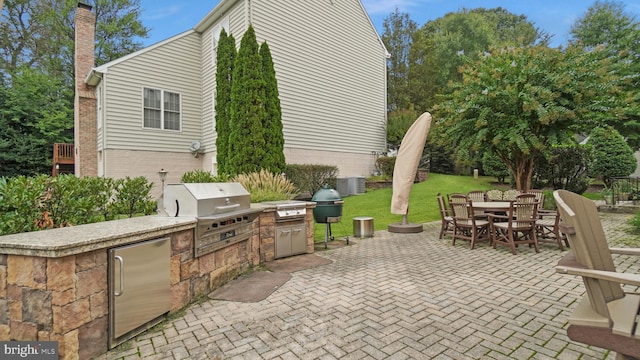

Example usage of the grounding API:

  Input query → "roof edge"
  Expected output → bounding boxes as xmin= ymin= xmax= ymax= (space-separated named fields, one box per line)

xmin=195 ymin=0 xmax=240 ymax=33
xmin=85 ymin=29 xmax=197 ymax=84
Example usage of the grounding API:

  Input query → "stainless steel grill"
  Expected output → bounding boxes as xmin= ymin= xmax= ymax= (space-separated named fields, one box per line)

xmin=163 ymin=183 xmax=262 ymax=257
xmin=263 ymin=200 xmax=307 ymax=222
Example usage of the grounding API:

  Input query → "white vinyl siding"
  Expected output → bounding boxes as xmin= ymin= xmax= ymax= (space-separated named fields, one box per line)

xmin=211 ymin=17 xmax=230 ymax=66
xmin=250 ymin=0 xmax=387 ymax=154
xmin=201 ymin=1 xmax=244 ymax=151
xmin=99 ymin=32 xmax=202 ymax=151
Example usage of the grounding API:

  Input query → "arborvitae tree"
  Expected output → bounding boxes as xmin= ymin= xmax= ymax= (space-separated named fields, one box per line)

xmin=215 ymin=29 xmax=236 ymax=175
xmin=259 ymin=41 xmax=286 ymax=174
xmin=228 ymin=25 xmax=267 ymax=175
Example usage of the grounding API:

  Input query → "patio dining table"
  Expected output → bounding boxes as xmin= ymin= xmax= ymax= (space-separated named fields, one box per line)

xmin=470 ymin=201 xmax=512 ymax=212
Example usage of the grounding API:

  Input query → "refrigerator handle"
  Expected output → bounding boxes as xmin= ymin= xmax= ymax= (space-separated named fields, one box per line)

xmin=114 ymin=255 xmax=124 ymax=296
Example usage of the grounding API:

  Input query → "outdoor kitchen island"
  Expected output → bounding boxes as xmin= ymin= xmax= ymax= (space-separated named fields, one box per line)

xmin=0 ymin=198 xmax=316 ymax=360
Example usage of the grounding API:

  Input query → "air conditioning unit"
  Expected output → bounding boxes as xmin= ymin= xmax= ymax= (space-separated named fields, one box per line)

xmin=348 ymin=177 xmax=366 ymax=195
xmin=336 ymin=178 xmax=349 ymax=198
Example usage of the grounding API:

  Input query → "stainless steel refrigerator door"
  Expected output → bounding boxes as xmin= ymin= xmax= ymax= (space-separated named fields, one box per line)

xmin=109 ymin=237 xmax=171 ymax=346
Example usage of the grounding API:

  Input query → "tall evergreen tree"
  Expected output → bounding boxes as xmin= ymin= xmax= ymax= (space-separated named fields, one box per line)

xmin=215 ymin=29 xmax=236 ymax=175
xmin=259 ymin=41 xmax=286 ymax=174
xmin=228 ymin=25 xmax=267 ymax=175
xmin=381 ymin=8 xmax=417 ymax=111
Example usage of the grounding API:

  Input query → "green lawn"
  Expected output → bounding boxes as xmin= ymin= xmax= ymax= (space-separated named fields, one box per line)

xmin=312 ymin=173 xmax=497 ymax=241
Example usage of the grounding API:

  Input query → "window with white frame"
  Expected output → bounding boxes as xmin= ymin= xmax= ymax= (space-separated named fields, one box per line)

xmin=143 ymin=87 xmax=181 ymax=131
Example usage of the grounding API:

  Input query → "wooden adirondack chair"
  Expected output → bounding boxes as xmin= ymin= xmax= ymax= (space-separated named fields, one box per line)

xmin=554 ymin=189 xmax=640 ymax=359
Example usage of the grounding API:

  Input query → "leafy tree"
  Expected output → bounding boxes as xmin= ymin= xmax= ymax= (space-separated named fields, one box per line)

xmin=533 ymin=144 xmax=592 ymax=193
xmin=435 ymin=45 xmax=621 ymax=191
xmin=588 ymin=126 xmax=636 ymax=186
xmin=387 ymin=109 xmax=420 ymax=150
xmin=259 ymin=41 xmax=286 ymax=174
xmin=0 ymin=0 xmax=148 ymax=177
xmin=215 ymin=29 xmax=236 ymax=175
xmin=570 ymin=1 xmax=640 ymax=149
xmin=407 ymin=29 xmax=438 ymax=112
xmin=482 ymin=152 xmax=510 ymax=184
xmin=228 ymin=25 xmax=267 ymax=175
xmin=425 ymin=143 xmax=455 ymax=174
xmin=381 ymin=8 xmax=417 ymax=111
xmin=1 ymin=0 xmax=148 ymax=80
xmin=0 ymin=66 xmax=73 ymax=177
xmin=411 ymin=7 xmax=547 ymax=110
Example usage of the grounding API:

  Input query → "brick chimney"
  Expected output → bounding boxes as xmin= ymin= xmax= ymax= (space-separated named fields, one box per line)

xmin=74 ymin=2 xmax=97 ymax=177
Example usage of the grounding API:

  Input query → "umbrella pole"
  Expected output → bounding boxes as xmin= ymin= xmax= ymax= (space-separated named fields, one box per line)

xmin=388 ymin=205 xmax=423 ymax=233
xmin=401 ymin=205 xmax=410 ymax=224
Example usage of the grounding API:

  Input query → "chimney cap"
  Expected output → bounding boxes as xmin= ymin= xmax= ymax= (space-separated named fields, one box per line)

xmin=78 ymin=2 xmax=92 ymax=11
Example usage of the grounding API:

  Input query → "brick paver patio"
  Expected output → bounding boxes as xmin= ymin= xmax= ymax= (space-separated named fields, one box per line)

xmin=103 ymin=212 xmax=639 ymax=359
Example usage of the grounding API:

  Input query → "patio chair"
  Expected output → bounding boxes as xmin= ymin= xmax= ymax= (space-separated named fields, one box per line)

xmin=449 ymin=195 xmax=490 ymax=250
xmin=554 ymin=189 xmax=640 ymax=359
xmin=488 ymin=200 xmax=539 ymax=255
xmin=468 ymin=190 xmax=488 ymax=218
xmin=437 ymin=193 xmax=454 ymax=240
xmin=515 ymin=193 xmax=537 ymax=204
xmin=467 ymin=190 xmax=487 ymax=202
xmin=486 ymin=189 xmax=503 ymax=201
xmin=535 ymin=209 xmax=568 ymax=250
xmin=525 ymin=189 xmax=545 ymax=208
xmin=502 ymin=189 xmax=520 ymax=201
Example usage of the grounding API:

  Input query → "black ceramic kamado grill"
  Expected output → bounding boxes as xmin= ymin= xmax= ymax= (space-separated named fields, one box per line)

xmin=312 ymin=185 xmax=344 ymax=248
xmin=162 ymin=183 xmax=262 ymax=257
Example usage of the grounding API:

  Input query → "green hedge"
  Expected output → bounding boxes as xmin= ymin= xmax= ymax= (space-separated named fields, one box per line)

xmin=285 ymin=164 xmax=338 ymax=198
xmin=0 ymin=174 xmax=156 ymax=236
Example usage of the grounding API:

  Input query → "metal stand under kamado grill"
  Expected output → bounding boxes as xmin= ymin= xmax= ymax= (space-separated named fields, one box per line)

xmin=312 ymin=185 xmax=344 ymax=249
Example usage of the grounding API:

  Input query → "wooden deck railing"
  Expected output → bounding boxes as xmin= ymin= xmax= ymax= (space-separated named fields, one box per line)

xmin=52 ymin=143 xmax=74 ymax=176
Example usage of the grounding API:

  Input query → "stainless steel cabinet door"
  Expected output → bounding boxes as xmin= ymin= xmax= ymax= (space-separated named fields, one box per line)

xmin=109 ymin=237 xmax=170 ymax=347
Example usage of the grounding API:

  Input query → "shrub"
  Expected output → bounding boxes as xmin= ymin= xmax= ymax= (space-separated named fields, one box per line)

xmin=285 ymin=164 xmax=338 ymax=198
xmin=533 ymin=144 xmax=592 ymax=193
xmin=42 ymin=175 xmax=114 ymax=227
xmin=111 ymin=177 xmax=156 ymax=218
xmin=0 ymin=175 xmax=48 ymax=234
xmin=376 ymin=156 xmax=396 ymax=177
xmin=629 ymin=212 xmax=640 ymax=234
xmin=482 ymin=152 xmax=509 ymax=184
xmin=588 ymin=126 xmax=636 ymax=187
xmin=232 ymin=170 xmax=298 ymax=202
xmin=0 ymin=174 xmax=158 ymax=235
xmin=181 ymin=169 xmax=229 ymax=183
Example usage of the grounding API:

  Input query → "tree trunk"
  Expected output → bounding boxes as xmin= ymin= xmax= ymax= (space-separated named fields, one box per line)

xmin=513 ymin=158 xmax=534 ymax=191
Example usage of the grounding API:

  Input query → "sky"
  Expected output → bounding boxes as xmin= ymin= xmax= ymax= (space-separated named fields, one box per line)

xmin=137 ymin=0 xmax=640 ymax=48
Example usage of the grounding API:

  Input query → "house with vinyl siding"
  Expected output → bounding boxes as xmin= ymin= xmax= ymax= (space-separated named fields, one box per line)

xmin=75 ymin=0 xmax=388 ymax=195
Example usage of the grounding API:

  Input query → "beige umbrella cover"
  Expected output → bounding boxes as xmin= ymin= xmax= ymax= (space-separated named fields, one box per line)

xmin=391 ymin=112 xmax=432 ymax=215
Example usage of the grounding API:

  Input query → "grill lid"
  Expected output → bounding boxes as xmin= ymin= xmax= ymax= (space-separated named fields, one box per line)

xmin=312 ymin=185 xmax=343 ymax=204
xmin=163 ymin=183 xmax=251 ymax=217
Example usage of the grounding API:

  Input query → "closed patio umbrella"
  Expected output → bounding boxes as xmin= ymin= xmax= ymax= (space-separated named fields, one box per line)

xmin=389 ymin=112 xmax=432 ymax=233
